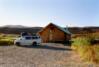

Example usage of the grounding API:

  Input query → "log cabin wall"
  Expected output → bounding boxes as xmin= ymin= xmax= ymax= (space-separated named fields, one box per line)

xmin=39 ymin=24 xmax=71 ymax=43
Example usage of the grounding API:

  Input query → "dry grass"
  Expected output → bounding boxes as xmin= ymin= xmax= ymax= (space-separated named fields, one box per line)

xmin=71 ymin=33 xmax=99 ymax=63
xmin=0 ymin=33 xmax=18 ymax=45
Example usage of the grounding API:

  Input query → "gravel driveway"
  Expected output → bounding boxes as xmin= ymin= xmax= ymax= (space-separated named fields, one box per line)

xmin=0 ymin=43 xmax=98 ymax=67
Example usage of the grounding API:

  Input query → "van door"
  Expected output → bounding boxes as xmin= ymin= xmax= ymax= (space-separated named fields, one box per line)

xmin=24 ymin=36 xmax=32 ymax=45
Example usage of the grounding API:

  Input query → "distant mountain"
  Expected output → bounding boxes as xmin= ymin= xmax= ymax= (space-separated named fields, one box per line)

xmin=1 ymin=25 xmax=28 ymax=28
xmin=0 ymin=25 xmax=43 ymax=34
xmin=0 ymin=25 xmax=99 ymax=34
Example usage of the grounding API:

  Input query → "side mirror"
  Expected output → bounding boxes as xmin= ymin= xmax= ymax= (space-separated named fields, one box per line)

xmin=20 ymin=39 xmax=22 ymax=40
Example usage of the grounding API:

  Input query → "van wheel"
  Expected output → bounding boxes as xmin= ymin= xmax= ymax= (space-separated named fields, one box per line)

xmin=15 ymin=42 xmax=20 ymax=46
xmin=32 ymin=42 xmax=37 ymax=46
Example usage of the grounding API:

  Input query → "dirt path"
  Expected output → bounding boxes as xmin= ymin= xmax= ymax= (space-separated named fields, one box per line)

xmin=0 ymin=43 xmax=98 ymax=67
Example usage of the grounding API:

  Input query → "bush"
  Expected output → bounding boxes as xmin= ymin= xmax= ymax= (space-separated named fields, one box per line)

xmin=71 ymin=37 xmax=92 ymax=50
xmin=92 ymin=32 xmax=99 ymax=39
xmin=72 ymin=36 xmax=99 ymax=63
xmin=77 ymin=45 xmax=97 ymax=63
xmin=93 ymin=45 xmax=99 ymax=63
xmin=0 ymin=33 xmax=18 ymax=45
xmin=0 ymin=39 xmax=13 ymax=45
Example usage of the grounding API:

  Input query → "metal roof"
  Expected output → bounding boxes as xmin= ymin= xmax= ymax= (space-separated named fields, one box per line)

xmin=50 ymin=23 xmax=72 ymax=34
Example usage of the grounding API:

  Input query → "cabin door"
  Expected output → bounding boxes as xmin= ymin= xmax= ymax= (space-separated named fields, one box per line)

xmin=49 ymin=29 xmax=53 ymax=42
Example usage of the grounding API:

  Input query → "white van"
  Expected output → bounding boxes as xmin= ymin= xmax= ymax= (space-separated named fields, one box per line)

xmin=14 ymin=36 xmax=41 ymax=46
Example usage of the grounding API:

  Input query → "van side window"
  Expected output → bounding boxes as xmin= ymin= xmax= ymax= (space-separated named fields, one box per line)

xmin=25 ymin=37 xmax=31 ymax=40
xmin=32 ymin=37 xmax=38 ymax=39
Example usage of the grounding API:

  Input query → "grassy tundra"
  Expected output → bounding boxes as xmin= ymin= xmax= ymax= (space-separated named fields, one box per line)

xmin=0 ymin=33 xmax=99 ymax=64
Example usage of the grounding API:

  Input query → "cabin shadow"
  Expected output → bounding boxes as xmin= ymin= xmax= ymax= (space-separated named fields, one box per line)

xmin=19 ymin=45 xmax=72 ymax=51
xmin=63 ymin=41 xmax=73 ymax=46
xmin=49 ymin=41 xmax=72 ymax=46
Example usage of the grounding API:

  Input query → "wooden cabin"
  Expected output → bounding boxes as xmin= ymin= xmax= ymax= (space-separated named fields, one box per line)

xmin=38 ymin=23 xmax=71 ymax=43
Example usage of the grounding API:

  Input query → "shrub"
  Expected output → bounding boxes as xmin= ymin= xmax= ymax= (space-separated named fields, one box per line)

xmin=0 ymin=33 xmax=18 ymax=45
xmin=71 ymin=37 xmax=92 ymax=50
xmin=93 ymin=45 xmax=99 ymax=63
xmin=72 ymin=36 xmax=99 ymax=63
xmin=77 ymin=45 xmax=97 ymax=63
xmin=0 ymin=34 xmax=15 ymax=45
xmin=0 ymin=39 xmax=13 ymax=45
xmin=92 ymin=32 xmax=99 ymax=39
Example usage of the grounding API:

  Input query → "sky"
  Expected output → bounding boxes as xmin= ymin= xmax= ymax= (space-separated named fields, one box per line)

xmin=0 ymin=0 xmax=99 ymax=27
